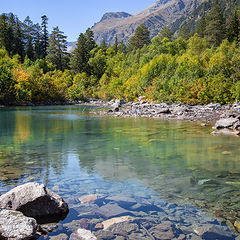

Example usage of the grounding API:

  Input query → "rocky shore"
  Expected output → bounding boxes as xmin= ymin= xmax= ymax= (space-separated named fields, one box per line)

xmin=94 ymin=99 xmax=240 ymax=136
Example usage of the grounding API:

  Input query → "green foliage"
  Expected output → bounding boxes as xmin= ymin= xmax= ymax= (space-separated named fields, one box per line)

xmin=128 ymin=24 xmax=150 ymax=51
xmin=47 ymin=26 xmax=69 ymax=70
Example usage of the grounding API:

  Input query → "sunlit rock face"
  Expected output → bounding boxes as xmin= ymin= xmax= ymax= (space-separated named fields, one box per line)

xmin=91 ymin=0 xmax=207 ymax=45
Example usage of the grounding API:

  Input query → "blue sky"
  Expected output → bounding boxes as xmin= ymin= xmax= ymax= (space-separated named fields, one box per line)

xmin=2 ymin=0 xmax=156 ymax=42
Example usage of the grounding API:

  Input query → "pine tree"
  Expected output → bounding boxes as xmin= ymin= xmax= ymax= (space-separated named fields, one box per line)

xmin=197 ymin=16 xmax=207 ymax=38
xmin=33 ymin=23 xmax=43 ymax=59
xmin=113 ymin=35 xmax=118 ymax=54
xmin=0 ymin=14 xmax=14 ymax=54
xmin=85 ymin=28 xmax=96 ymax=52
xmin=70 ymin=29 xmax=96 ymax=74
xmin=227 ymin=8 xmax=239 ymax=42
xmin=205 ymin=0 xmax=226 ymax=46
xmin=158 ymin=26 xmax=173 ymax=41
xmin=47 ymin=26 xmax=68 ymax=70
xmin=128 ymin=24 xmax=150 ymax=51
xmin=41 ymin=15 xmax=49 ymax=58
xmin=70 ymin=33 xmax=88 ymax=74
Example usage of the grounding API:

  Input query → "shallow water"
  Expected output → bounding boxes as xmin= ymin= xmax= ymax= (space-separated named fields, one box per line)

xmin=0 ymin=105 xmax=240 ymax=239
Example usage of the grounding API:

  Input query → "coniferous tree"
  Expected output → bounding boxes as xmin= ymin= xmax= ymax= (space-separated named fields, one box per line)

xmin=70 ymin=33 xmax=88 ymax=74
xmin=128 ymin=24 xmax=150 ymax=51
xmin=197 ymin=16 xmax=207 ymax=38
xmin=85 ymin=28 xmax=96 ymax=52
xmin=13 ymin=21 xmax=24 ymax=59
xmin=205 ymin=0 xmax=226 ymax=46
xmin=100 ymin=39 xmax=107 ymax=53
xmin=0 ymin=14 xmax=14 ymax=54
xmin=23 ymin=16 xmax=35 ymax=60
xmin=33 ymin=23 xmax=43 ymax=59
xmin=158 ymin=26 xmax=173 ymax=41
xmin=70 ymin=29 xmax=96 ymax=74
xmin=47 ymin=26 xmax=68 ymax=70
xmin=113 ymin=35 xmax=118 ymax=54
xmin=227 ymin=8 xmax=240 ymax=42
xmin=41 ymin=15 xmax=49 ymax=58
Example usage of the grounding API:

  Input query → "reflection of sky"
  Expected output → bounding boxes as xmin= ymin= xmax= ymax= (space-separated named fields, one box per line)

xmin=0 ymin=106 xmax=240 ymax=216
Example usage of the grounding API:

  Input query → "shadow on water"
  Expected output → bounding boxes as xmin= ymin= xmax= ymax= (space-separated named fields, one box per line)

xmin=0 ymin=105 xmax=239 ymax=239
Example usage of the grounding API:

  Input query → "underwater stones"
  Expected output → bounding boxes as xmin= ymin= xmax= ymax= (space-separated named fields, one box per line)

xmin=79 ymin=194 xmax=99 ymax=204
xmin=149 ymin=221 xmax=176 ymax=240
xmin=194 ymin=224 xmax=234 ymax=239
xmin=105 ymin=195 xmax=137 ymax=208
xmin=98 ymin=203 xmax=132 ymax=219
xmin=107 ymin=221 xmax=139 ymax=234
xmin=70 ymin=228 xmax=97 ymax=240
xmin=102 ymin=216 xmax=134 ymax=230
xmin=0 ymin=209 xmax=37 ymax=240
xmin=49 ymin=233 xmax=68 ymax=240
xmin=0 ymin=182 xmax=69 ymax=222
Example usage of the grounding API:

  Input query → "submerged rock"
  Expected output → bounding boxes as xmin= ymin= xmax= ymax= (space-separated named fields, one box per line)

xmin=0 ymin=209 xmax=37 ymax=240
xmin=194 ymin=224 xmax=234 ymax=239
xmin=70 ymin=228 xmax=97 ymax=240
xmin=0 ymin=182 xmax=69 ymax=222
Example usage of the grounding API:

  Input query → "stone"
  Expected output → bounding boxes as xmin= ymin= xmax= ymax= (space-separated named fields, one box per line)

xmin=94 ymin=230 xmax=115 ymax=239
xmin=106 ymin=195 xmax=137 ymax=207
xmin=214 ymin=118 xmax=238 ymax=129
xmin=157 ymin=108 xmax=171 ymax=114
xmin=234 ymin=220 xmax=240 ymax=232
xmin=149 ymin=221 xmax=175 ymax=240
xmin=102 ymin=216 xmax=134 ymax=230
xmin=95 ymin=223 xmax=104 ymax=230
xmin=50 ymin=233 xmax=68 ymax=240
xmin=107 ymin=221 xmax=139 ymax=234
xmin=79 ymin=194 xmax=98 ymax=204
xmin=194 ymin=224 xmax=233 ymax=239
xmin=98 ymin=203 xmax=131 ymax=218
xmin=211 ymin=129 xmax=240 ymax=136
xmin=0 ymin=209 xmax=37 ymax=240
xmin=73 ymin=203 xmax=102 ymax=218
xmin=70 ymin=228 xmax=97 ymax=240
xmin=38 ymin=223 xmax=58 ymax=234
xmin=0 ymin=182 xmax=69 ymax=222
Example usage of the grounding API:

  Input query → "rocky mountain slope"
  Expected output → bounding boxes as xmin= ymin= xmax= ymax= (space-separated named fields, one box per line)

xmin=91 ymin=0 xmax=207 ymax=45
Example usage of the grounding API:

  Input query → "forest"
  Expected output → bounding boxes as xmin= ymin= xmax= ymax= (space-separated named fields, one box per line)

xmin=0 ymin=0 xmax=240 ymax=105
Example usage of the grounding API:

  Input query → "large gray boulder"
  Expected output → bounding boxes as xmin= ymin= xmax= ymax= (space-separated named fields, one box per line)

xmin=0 ymin=182 xmax=68 ymax=222
xmin=214 ymin=118 xmax=239 ymax=129
xmin=0 ymin=209 xmax=37 ymax=240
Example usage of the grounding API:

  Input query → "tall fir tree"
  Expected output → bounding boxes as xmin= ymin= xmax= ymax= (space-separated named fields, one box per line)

xmin=128 ymin=24 xmax=150 ymax=51
xmin=41 ymin=15 xmax=49 ymax=58
xmin=113 ymin=35 xmax=118 ymax=54
xmin=205 ymin=0 xmax=226 ymax=46
xmin=70 ymin=29 xmax=96 ymax=74
xmin=197 ymin=16 xmax=207 ymax=38
xmin=70 ymin=33 xmax=88 ymax=74
xmin=227 ymin=8 xmax=240 ymax=42
xmin=47 ymin=26 xmax=68 ymax=70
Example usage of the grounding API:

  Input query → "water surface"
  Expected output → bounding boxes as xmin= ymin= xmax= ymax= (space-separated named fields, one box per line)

xmin=0 ymin=105 xmax=239 ymax=239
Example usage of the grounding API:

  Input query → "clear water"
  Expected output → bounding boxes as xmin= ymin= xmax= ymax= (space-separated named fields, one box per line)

xmin=0 ymin=105 xmax=240 ymax=239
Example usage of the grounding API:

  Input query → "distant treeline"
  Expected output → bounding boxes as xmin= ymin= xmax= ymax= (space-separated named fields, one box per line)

xmin=0 ymin=0 xmax=240 ymax=104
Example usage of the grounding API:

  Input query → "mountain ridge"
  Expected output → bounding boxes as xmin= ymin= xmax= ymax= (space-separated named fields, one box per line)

xmin=91 ymin=0 xmax=207 ymax=45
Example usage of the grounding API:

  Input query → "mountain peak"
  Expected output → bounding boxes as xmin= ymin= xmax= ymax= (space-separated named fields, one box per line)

xmin=91 ymin=0 xmax=206 ymax=45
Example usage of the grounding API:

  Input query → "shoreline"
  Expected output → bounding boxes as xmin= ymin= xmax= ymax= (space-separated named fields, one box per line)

xmin=2 ymin=99 xmax=240 ymax=135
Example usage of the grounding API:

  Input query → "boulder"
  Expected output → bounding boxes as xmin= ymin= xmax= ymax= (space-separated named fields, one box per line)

xmin=0 ymin=209 xmax=37 ymax=240
xmin=214 ymin=118 xmax=239 ymax=129
xmin=0 ymin=182 xmax=69 ymax=222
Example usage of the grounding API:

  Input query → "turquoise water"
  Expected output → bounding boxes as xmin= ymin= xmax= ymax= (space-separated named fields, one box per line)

xmin=0 ymin=105 xmax=240 ymax=238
